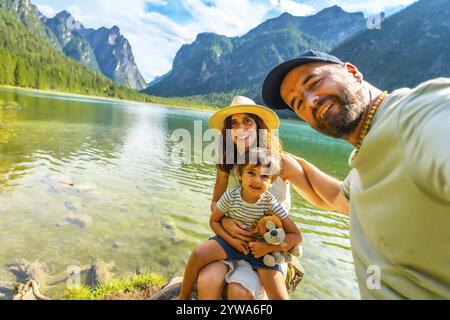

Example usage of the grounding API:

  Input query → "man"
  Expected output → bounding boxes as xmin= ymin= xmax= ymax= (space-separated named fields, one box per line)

xmin=261 ymin=50 xmax=450 ymax=299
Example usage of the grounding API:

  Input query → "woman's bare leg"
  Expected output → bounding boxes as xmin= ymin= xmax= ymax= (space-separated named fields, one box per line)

xmin=178 ymin=240 xmax=227 ymax=300
xmin=197 ymin=262 xmax=228 ymax=300
xmin=227 ymin=283 xmax=254 ymax=300
xmin=257 ymin=269 xmax=289 ymax=300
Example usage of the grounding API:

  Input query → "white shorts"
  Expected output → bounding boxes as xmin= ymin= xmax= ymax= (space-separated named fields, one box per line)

xmin=221 ymin=259 xmax=288 ymax=300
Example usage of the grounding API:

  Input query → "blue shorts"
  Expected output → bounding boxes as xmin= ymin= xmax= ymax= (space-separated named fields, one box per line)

xmin=210 ymin=236 xmax=284 ymax=274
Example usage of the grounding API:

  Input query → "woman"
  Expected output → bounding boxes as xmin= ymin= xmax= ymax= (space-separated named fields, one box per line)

xmin=197 ymin=96 xmax=326 ymax=300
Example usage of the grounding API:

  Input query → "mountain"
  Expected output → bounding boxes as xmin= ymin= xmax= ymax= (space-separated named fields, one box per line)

xmin=332 ymin=0 xmax=450 ymax=91
xmin=43 ymin=11 xmax=100 ymax=72
xmin=144 ymin=6 xmax=366 ymax=99
xmin=80 ymin=25 xmax=147 ymax=90
xmin=0 ymin=0 xmax=59 ymax=47
xmin=0 ymin=6 xmax=158 ymax=106
xmin=43 ymin=11 xmax=147 ymax=90
xmin=0 ymin=0 xmax=146 ymax=90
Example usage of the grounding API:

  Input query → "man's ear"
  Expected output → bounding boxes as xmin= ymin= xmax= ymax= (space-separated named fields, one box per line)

xmin=344 ymin=62 xmax=363 ymax=83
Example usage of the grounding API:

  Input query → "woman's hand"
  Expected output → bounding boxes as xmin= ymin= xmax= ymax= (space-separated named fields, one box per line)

xmin=229 ymin=238 xmax=250 ymax=255
xmin=222 ymin=217 xmax=257 ymax=242
xmin=249 ymin=241 xmax=273 ymax=259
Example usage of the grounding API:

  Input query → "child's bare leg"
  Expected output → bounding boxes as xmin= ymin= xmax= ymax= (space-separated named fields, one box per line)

xmin=178 ymin=240 xmax=227 ymax=299
xmin=257 ymin=269 xmax=289 ymax=300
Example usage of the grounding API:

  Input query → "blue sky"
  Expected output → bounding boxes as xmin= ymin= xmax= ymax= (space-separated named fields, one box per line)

xmin=33 ymin=0 xmax=417 ymax=82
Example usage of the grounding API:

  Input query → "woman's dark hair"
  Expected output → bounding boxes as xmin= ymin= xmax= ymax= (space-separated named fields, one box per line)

xmin=218 ymin=113 xmax=281 ymax=173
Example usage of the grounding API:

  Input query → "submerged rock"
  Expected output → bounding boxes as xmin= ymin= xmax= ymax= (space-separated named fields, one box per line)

xmin=111 ymin=241 xmax=123 ymax=249
xmin=55 ymin=222 xmax=69 ymax=227
xmin=86 ymin=259 xmax=116 ymax=286
xmin=7 ymin=259 xmax=49 ymax=287
xmin=159 ymin=259 xmax=170 ymax=268
xmin=65 ymin=214 xmax=93 ymax=228
xmin=64 ymin=201 xmax=77 ymax=212
xmin=162 ymin=221 xmax=184 ymax=244
xmin=0 ymin=281 xmax=14 ymax=300
xmin=0 ymin=100 xmax=20 ymax=110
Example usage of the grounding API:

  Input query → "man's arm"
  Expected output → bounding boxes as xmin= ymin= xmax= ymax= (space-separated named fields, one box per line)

xmin=281 ymin=153 xmax=334 ymax=210
xmin=286 ymin=153 xmax=349 ymax=215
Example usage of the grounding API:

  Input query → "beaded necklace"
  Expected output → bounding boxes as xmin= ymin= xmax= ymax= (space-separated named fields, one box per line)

xmin=351 ymin=91 xmax=388 ymax=161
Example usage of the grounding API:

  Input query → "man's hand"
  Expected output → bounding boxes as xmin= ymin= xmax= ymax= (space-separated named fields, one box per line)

xmin=230 ymin=238 xmax=250 ymax=255
xmin=222 ymin=217 xmax=257 ymax=242
xmin=249 ymin=241 xmax=272 ymax=259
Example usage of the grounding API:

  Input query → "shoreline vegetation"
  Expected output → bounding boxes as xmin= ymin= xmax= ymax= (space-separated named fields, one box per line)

xmin=63 ymin=272 xmax=166 ymax=300
xmin=1 ymin=86 xmax=303 ymax=123
xmin=0 ymin=85 xmax=220 ymax=113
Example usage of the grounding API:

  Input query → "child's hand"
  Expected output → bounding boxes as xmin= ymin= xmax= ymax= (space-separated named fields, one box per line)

xmin=230 ymin=238 xmax=249 ymax=255
xmin=222 ymin=218 xmax=257 ymax=242
xmin=249 ymin=241 xmax=271 ymax=258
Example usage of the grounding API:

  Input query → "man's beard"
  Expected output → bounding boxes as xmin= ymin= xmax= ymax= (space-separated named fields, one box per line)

xmin=313 ymin=87 xmax=369 ymax=139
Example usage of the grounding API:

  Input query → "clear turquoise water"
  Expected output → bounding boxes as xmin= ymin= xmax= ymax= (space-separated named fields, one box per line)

xmin=0 ymin=88 xmax=359 ymax=299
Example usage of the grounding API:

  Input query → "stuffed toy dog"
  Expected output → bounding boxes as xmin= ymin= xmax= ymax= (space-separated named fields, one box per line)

xmin=256 ymin=215 xmax=302 ymax=267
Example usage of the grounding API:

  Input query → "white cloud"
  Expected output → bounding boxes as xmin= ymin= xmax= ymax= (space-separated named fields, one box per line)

xmin=315 ymin=0 xmax=417 ymax=14
xmin=33 ymin=0 xmax=417 ymax=82
xmin=37 ymin=4 xmax=55 ymax=17
xmin=147 ymin=0 xmax=168 ymax=6
xmin=66 ymin=5 xmax=82 ymax=21
xmin=269 ymin=0 xmax=316 ymax=16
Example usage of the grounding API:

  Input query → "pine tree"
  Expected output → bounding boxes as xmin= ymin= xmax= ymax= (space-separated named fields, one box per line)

xmin=14 ymin=59 xmax=27 ymax=87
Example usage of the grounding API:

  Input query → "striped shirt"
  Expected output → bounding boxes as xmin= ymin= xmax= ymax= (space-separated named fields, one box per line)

xmin=216 ymin=186 xmax=288 ymax=227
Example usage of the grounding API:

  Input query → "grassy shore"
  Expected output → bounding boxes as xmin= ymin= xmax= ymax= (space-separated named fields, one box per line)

xmin=0 ymin=85 xmax=220 ymax=113
xmin=64 ymin=272 xmax=166 ymax=300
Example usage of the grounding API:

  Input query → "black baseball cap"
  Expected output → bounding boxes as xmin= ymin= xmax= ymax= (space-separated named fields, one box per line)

xmin=262 ymin=50 xmax=344 ymax=110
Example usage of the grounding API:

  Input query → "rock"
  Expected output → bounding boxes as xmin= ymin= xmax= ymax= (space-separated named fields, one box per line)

xmin=64 ymin=201 xmax=77 ymax=212
xmin=111 ymin=241 xmax=123 ymax=249
xmin=0 ymin=101 xmax=20 ymax=110
xmin=65 ymin=214 xmax=93 ymax=228
xmin=47 ymin=186 xmax=60 ymax=194
xmin=7 ymin=259 xmax=49 ymax=287
xmin=89 ymin=259 xmax=116 ymax=286
xmin=149 ymin=277 xmax=198 ymax=300
xmin=0 ymin=282 xmax=14 ymax=300
xmin=159 ymin=259 xmax=170 ymax=267
xmin=162 ymin=221 xmax=184 ymax=244
xmin=55 ymin=222 xmax=69 ymax=227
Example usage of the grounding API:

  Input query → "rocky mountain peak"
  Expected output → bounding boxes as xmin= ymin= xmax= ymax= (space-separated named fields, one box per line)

xmin=145 ymin=5 xmax=366 ymax=98
xmin=40 ymin=9 xmax=145 ymax=90
xmin=111 ymin=25 xmax=120 ymax=34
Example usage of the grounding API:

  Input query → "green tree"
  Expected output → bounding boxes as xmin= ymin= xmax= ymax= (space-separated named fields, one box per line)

xmin=14 ymin=59 xmax=27 ymax=87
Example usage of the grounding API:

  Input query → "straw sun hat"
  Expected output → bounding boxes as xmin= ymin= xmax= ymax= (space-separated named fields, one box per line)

xmin=209 ymin=96 xmax=280 ymax=131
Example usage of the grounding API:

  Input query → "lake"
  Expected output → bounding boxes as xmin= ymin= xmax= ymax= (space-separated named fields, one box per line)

xmin=0 ymin=88 xmax=359 ymax=300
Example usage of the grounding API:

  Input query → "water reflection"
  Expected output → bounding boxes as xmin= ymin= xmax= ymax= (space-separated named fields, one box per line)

xmin=0 ymin=88 xmax=359 ymax=300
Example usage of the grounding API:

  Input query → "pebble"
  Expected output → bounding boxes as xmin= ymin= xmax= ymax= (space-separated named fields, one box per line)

xmin=159 ymin=259 xmax=170 ymax=267
xmin=65 ymin=214 xmax=93 ymax=228
xmin=112 ymin=241 xmax=123 ymax=249
xmin=64 ymin=201 xmax=77 ymax=212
